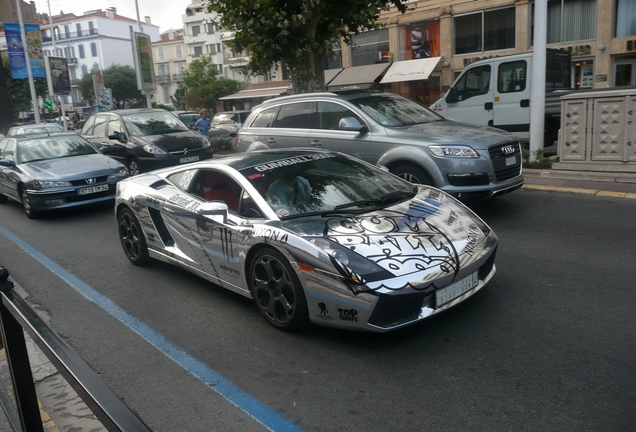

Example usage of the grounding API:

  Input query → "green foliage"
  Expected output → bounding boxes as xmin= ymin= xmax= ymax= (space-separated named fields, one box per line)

xmin=77 ymin=64 xmax=141 ymax=108
xmin=1 ymin=53 xmax=49 ymax=122
xmin=155 ymin=104 xmax=175 ymax=111
xmin=205 ymin=0 xmax=407 ymax=93
xmin=208 ymin=134 xmax=234 ymax=152
xmin=522 ymin=148 xmax=553 ymax=169
xmin=171 ymin=86 xmax=187 ymax=109
xmin=183 ymin=55 xmax=241 ymax=113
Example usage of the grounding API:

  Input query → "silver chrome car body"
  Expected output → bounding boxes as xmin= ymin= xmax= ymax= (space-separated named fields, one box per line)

xmin=236 ymin=91 xmax=524 ymax=200
xmin=115 ymin=149 xmax=498 ymax=332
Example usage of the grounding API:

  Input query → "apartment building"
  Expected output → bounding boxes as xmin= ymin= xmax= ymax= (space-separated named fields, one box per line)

xmin=152 ymin=29 xmax=187 ymax=106
xmin=38 ymin=7 xmax=160 ymax=112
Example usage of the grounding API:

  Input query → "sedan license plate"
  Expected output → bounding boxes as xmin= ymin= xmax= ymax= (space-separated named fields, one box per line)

xmin=78 ymin=184 xmax=109 ymax=195
xmin=180 ymin=155 xmax=199 ymax=164
xmin=505 ymin=156 xmax=517 ymax=166
xmin=435 ymin=272 xmax=478 ymax=307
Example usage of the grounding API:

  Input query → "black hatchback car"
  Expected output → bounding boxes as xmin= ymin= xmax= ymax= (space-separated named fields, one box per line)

xmin=80 ymin=109 xmax=213 ymax=175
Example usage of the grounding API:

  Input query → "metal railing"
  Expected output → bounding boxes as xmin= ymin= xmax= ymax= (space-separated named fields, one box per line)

xmin=0 ymin=267 xmax=151 ymax=431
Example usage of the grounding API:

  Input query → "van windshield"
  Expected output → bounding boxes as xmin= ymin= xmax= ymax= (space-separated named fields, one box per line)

xmin=349 ymin=94 xmax=444 ymax=127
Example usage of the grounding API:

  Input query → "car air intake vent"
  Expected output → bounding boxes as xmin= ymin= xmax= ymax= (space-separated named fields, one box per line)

xmin=368 ymin=292 xmax=428 ymax=328
xmin=150 ymin=180 xmax=169 ymax=189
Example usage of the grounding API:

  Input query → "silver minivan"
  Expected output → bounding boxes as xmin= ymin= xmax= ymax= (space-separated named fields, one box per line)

xmin=235 ymin=91 xmax=524 ymax=200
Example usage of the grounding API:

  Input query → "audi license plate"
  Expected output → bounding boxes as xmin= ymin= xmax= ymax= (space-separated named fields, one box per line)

xmin=505 ymin=156 xmax=517 ymax=166
xmin=180 ymin=156 xmax=199 ymax=163
xmin=435 ymin=272 xmax=478 ymax=307
xmin=78 ymin=184 xmax=109 ymax=195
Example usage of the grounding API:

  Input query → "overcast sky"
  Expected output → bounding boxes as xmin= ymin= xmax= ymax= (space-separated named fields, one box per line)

xmin=33 ymin=0 xmax=191 ymax=33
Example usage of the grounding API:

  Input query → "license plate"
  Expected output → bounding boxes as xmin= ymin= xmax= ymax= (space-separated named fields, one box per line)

xmin=78 ymin=184 xmax=109 ymax=195
xmin=435 ymin=272 xmax=478 ymax=307
xmin=505 ymin=156 xmax=517 ymax=166
xmin=180 ymin=156 xmax=199 ymax=163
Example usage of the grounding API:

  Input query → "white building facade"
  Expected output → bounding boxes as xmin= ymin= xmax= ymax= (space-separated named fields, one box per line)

xmin=39 ymin=7 xmax=160 ymax=112
xmin=152 ymin=29 xmax=187 ymax=106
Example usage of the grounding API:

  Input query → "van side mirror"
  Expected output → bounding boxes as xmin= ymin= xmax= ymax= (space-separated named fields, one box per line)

xmin=446 ymin=87 xmax=459 ymax=104
xmin=339 ymin=117 xmax=369 ymax=135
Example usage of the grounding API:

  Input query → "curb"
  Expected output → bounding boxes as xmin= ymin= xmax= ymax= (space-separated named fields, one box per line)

xmin=522 ymin=183 xmax=636 ymax=199
xmin=523 ymin=168 xmax=636 ymax=184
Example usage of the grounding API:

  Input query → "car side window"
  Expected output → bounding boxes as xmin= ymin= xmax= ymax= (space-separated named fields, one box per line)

xmin=316 ymin=102 xmax=362 ymax=130
xmin=108 ymin=115 xmax=123 ymax=136
xmin=92 ymin=115 xmax=108 ymax=137
xmin=250 ymin=107 xmax=277 ymax=128
xmin=453 ymin=65 xmax=491 ymax=101
xmin=498 ymin=61 xmax=527 ymax=93
xmin=81 ymin=116 xmax=96 ymax=135
xmin=272 ymin=102 xmax=313 ymax=129
xmin=0 ymin=138 xmax=8 ymax=155
xmin=1 ymin=140 xmax=16 ymax=160
xmin=191 ymin=170 xmax=242 ymax=213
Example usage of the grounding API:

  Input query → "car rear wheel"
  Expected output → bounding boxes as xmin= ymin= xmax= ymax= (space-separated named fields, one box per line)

xmin=392 ymin=164 xmax=434 ymax=186
xmin=21 ymin=188 xmax=40 ymax=219
xmin=248 ymin=248 xmax=309 ymax=331
xmin=118 ymin=207 xmax=150 ymax=265
xmin=127 ymin=158 xmax=141 ymax=176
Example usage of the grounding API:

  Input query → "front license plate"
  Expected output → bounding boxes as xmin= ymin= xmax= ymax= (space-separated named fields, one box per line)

xmin=180 ymin=156 xmax=199 ymax=163
xmin=78 ymin=184 xmax=109 ymax=195
xmin=505 ymin=156 xmax=517 ymax=166
xmin=435 ymin=272 xmax=478 ymax=307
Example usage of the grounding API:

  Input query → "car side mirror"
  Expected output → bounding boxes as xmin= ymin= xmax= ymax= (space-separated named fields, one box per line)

xmin=0 ymin=158 xmax=14 ymax=167
xmin=108 ymin=132 xmax=126 ymax=142
xmin=339 ymin=117 xmax=369 ymax=135
xmin=446 ymin=87 xmax=459 ymax=104
xmin=198 ymin=202 xmax=228 ymax=224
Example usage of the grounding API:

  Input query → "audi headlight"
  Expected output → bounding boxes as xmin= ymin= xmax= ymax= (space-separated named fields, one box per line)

xmin=33 ymin=180 xmax=72 ymax=189
xmin=107 ymin=168 xmax=128 ymax=180
xmin=309 ymin=238 xmax=393 ymax=292
xmin=429 ymin=145 xmax=479 ymax=158
xmin=143 ymin=144 xmax=167 ymax=155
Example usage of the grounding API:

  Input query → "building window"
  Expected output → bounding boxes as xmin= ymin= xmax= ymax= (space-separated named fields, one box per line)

xmin=76 ymin=23 xmax=82 ymax=36
xmin=175 ymin=61 xmax=186 ymax=80
xmin=217 ymin=64 xmax=223 ymax=74
xmin=399 ymin=20 xmax=441 ymax=60
xmin=163 ymin=85 xmax=170 ymax=103
xmin=81 ymin=64 xmax=88 ymax=74
xmin=79 ymin=44 xmax=85 ymax=58
xmin=350 ymin=28 xmax=389 ymax=66
xmin=615 ymin=0 xmax=636 ymax=37
xmin=193 ymin=46 xmax=203 ymax=57
xmin=176 ymin=44 xmax=183 ymax=58
xmin=64 ymin=25 xmax=70 ymax=38
xmin=545 ymin=0 xmax=596 ymax=43
xmin=64 ymin=47 xmax=71 ymax=58
xmin=192 ymin=25 xmax=200 ymax=37
xmin=91 ymin=43 xmax=97 ymax=57
xmin=453 ymin=7 xmax=515 ymax=55
xmin=88 ymin=21 xmax=95 ymax=35
xmin=206 ymin=23 xmax=215 ymax=34
xmin=158 ymin=46 xmax=165 ymax=60
xmin=207 ymin=44 xmax=216 ymax=55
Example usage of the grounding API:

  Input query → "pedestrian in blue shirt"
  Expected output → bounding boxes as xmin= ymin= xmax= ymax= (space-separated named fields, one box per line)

xmin=194 ymin=109 xmax=211 ymax=138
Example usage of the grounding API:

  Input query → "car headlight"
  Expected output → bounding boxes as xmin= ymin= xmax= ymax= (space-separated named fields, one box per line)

xmin=33 ymin=180 xmax=72 ymax=189
xmin=143 ymin=144 xmax=167 ymax=155
xmin=429 ymin=145 xmax=479 ymax=158
xmin=201 ymin=138 xmax=211 ymax=148
xmin=309 ymin=237 xmax=393 ymax=293
xmin=107 ymin=168 xmax=128 ymax=180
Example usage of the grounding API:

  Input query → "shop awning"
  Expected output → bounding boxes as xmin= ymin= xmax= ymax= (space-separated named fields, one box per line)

xmin=324 ymin=68 xmax=343 ymax=87
xmin=219 ymin=86 xmax=289 ymax=101
xmin=326 ymin=63 xmax=391 ymax=91
xmin=380 ymin=57 xmax=441 ymax=84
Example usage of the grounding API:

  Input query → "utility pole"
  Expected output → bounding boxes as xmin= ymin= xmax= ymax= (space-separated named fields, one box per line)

xmin=16 ymin=0 xmax=41 ymax=124
xmin=0 ymin=54 xmax=14 ymax=133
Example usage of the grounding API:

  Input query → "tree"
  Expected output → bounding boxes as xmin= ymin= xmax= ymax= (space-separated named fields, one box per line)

xmin=77 ymin=64 xmax=141 ymax=109
xmin=205 ymin=0 xmax=407 ymax=94
xmin=1 ymin=53 xmax=49 ymax=123
xmin=182 ymin=55 xmax=241 ymax=113
xmin=170 ymin=85 xmax=187 ymax=110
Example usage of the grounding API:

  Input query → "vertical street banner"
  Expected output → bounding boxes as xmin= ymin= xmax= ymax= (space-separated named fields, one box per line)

xmin=101 ymin=88 xmax=113 ymax=109
xmin=132 ymin=32 xmax=156 ymax=91
xmin=92 ymin=73 xmax=105 ymax=104
xmin=48 ymin=57 xmax=70 ymax=95
xmin=3 ymin=22 xmax=45 ymax=79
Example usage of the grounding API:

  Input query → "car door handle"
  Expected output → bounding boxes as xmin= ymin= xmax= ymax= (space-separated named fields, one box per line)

xmin=267 ymin=137 xmax=277 ymax=144
xmin=310 ymin=140 xmax=322 ymax=147
xmin=520 ymin=99 xmax=530 ymax=108
xmin=484 ymin=102 xmax=493 ymax=110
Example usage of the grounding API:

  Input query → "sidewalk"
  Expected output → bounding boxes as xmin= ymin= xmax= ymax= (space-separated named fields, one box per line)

xmin=522 ymin=168 xmax=636 ymax=198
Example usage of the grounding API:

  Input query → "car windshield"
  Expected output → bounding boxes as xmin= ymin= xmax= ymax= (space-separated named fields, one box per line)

xmin=123 ymin=112 xmax=190 ymax=136
xmin=18 ymin=135 xmax=98 ymax=163
xmin=349 ymin=94 xmax=444 ymax=127
xmin=240 ymin=153 xmax=416 ymax=218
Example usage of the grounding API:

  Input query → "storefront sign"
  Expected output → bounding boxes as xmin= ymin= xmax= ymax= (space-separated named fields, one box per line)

xmin=564 ymin=44 xmax=592 ymax=57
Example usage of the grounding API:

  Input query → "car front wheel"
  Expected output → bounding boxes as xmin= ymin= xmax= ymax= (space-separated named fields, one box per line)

xmin=248 ymin=248 xmax=309 ymax=331
xmin=127 ymin=158 xmax=141 ymax=176
xmin=118 ymin=207 xmax=149 ymax=265
xmin=21 ymin=188 xmax=40 ymax=219
xmin=392 ymin=164 xmax=433 ymax=186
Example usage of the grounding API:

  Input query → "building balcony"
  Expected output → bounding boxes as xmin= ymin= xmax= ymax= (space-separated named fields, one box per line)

xmin=156 ymin=74 xmax=172 ymax=83
xmin=42 ymin=29 xmax=99 ymax=42
xmin=173 ymin=73 xmax=185 ymax=81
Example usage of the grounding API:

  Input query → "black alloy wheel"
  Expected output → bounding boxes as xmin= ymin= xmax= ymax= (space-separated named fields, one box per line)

xmin=118 ymin=207 xmax=150 ymax=265
xmin=392 ymin=164 xmax=434 ymax=186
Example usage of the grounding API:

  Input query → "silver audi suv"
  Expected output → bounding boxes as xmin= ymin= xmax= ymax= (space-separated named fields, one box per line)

xmin=235 ymin=91 xmax=523 ymax=200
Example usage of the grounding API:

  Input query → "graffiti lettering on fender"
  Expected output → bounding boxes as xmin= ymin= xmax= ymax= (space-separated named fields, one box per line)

xmin=464 ymin=224 xmax=480 ymax=256
xmin=252 ymin=226 xmax=288 ymax=244
xmin=219 ymin=228 xmax=234 ymax=260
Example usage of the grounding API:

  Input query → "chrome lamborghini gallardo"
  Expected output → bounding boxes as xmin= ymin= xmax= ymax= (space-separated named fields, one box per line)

xmin=115 ymin=149 xmax=498 ymax=332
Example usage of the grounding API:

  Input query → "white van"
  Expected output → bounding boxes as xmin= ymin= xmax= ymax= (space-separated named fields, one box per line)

xmin=430 ymin=50 xmax=571 ymax=146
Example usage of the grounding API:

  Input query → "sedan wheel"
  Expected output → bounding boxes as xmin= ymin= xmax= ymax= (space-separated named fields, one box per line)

xmin=127 ymin=158 xmax=141 ymax=176
xmin=21 ymin=189 xmax=40 ymax=219
xmin=118 ymin=208 xmax=149 ymax=265
xmin=249 ymin=248 xmax=309 ymax=331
